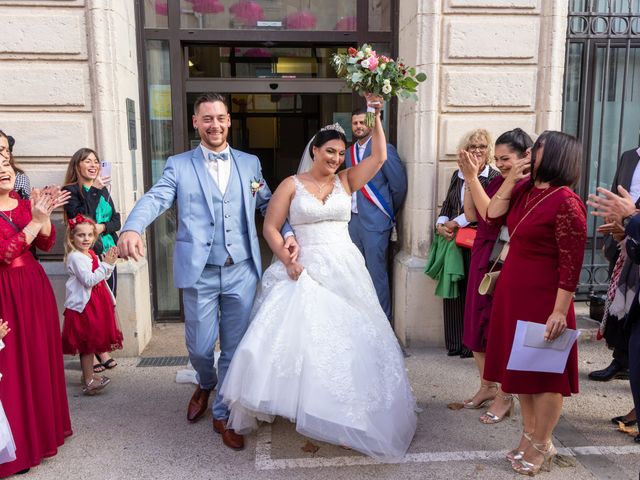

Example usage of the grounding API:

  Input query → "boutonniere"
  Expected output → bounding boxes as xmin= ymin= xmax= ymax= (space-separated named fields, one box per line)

xmin=250 ymin=177 xmax=265 ymax=197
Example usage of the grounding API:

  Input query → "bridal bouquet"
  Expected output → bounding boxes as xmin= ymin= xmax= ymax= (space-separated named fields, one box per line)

xmin=332 ymin=44 xmax=427 ymax=126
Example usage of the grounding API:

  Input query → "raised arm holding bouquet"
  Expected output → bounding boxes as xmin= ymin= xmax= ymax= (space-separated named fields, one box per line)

xmin=332 ymin=44 xmax=427 ymax=127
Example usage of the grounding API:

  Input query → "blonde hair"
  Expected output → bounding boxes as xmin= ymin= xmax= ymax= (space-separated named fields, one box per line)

xmin=64 ymin=218 xmax=98 ymax=262
xmin=457 ymin=129 xmax=494 ymax=166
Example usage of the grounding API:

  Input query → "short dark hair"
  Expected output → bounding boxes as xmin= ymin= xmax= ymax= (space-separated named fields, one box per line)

xmin=194 ymin=93 xmax=228 ymax=115
xmin=351 ymin=107 xmax=367 ymax=117
xmin=308 ymin=129 xmax=347 ymax=159
xmin=495 ymin=128 xmax=534 ymax=158
xmin=531 ymin=130 xmax=582 ymax=187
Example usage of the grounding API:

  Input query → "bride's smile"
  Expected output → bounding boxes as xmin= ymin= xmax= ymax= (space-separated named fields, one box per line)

xmin=312 ymin=139 xmax=346 ymax=173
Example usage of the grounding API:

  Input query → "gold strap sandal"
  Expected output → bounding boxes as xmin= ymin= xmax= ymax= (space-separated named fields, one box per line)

xmin=506 ymin=431 xmax=532 ymax=462
xmin=479 ymin=393 xmax=515 ymax=424
xmin=463 ymin=383 xmax=498 ymax=409
xmin=512 ymin=441 xmax=557 ymax=476
xmin=82 ymin=375 xmax=111 ymax=396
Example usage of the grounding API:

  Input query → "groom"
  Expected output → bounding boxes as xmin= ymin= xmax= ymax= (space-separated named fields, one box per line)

xmin=118 ymin=93 xmax=297 ymax=450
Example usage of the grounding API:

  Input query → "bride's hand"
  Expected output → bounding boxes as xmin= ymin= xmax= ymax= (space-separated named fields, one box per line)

xmin=364 ymin=93 xmax=384 ymax=113
xmin=286 ymin=261 xmax=304 ymax=281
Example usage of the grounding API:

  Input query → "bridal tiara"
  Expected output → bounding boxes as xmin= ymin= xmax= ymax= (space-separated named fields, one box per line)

xmin=320 ymin=123 xmax=346 ymax=135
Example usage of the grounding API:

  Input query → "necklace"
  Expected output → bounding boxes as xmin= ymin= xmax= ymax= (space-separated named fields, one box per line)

xmin=525 ymin=185 xmax=554 ymax=208
xmin=307 ymin=174 xmax=334 ymax=193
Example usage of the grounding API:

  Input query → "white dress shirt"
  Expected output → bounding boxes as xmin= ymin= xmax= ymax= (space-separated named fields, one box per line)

xmin=201 ymin=143 xmax=232 ymax=195
xmin=351 ymin=137 xmax=372 ymax=214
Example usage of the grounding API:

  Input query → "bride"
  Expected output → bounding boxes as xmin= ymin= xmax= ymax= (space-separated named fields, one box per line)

xmin=220 ymin=95 xmax=417 ymax=460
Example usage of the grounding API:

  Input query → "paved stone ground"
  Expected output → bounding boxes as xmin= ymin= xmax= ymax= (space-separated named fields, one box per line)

xmin=20 ymin=320 xmax=640 ymax=480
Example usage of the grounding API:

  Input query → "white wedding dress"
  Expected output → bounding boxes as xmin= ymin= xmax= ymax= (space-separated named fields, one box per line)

xmin=220 ymin=175 xmax=417 ymax=461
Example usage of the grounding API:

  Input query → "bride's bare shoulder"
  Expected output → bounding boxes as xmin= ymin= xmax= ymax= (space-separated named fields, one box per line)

xmin=273 ymin=176 xmax=297 ymax=198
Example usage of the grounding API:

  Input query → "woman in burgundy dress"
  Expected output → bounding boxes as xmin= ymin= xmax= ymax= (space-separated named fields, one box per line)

xmin=485 ymin=131 xmax=586 ymax=475
xmin=457 ymin=129 xmax=533 ymax=424
xmin=0 ymin=130 xmax=72 ymax=476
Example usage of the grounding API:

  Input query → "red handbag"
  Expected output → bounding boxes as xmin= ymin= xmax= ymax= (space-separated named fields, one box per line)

xmin=455 ymin=226 xmax=477 ymax=249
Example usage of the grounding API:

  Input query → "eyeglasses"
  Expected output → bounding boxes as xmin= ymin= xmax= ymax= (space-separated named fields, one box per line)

xmin=468 ymin=144 xmax=488 ymax=151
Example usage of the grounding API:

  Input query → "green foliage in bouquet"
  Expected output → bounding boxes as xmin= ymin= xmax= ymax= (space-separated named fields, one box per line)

xmin=332 ymin=44 xmax=427 ymax=126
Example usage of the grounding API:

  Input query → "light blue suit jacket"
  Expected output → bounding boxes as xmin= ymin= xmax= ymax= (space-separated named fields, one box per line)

xmin=345 ymin=142 xmax=408 ymax=232
xmin=123 ymin=147 xmax=286 ymax=289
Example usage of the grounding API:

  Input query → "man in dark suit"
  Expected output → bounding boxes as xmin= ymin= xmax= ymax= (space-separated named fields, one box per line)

xmin=345 ymin=107 xmax=407 ymax=323
xmin=589 ymin=147 xmax=640 ymax=382
xmin=588 ymin=178 xmax=640 ymax=440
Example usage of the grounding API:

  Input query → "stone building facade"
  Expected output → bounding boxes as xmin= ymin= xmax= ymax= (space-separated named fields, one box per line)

xmin=0 ymin=0 xmax=569 ymax=354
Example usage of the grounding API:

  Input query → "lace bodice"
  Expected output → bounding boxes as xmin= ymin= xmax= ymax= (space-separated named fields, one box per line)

xmin=289 ymin=175 xmax=352 ymax=246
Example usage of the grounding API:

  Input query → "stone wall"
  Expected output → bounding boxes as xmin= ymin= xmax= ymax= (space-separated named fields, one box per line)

xmin=394 ymin=0 xmax=568 ymax=347
xmin=0 ymin=0 xmax=152 ymax=356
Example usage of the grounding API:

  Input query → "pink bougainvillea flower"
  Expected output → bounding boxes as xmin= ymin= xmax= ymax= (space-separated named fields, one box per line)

xmin=284 ymin=10 xmax=317 ymax=30
xmin=229 ymin=1 xmax=265 ymax=27
xmin=155 ymin=0 xmax=168 ymax=15
xmin=334 ymin=16 xmax=356 ymax=31
xmin=243 ymin=47 xmax=271 ymax=57
xmin=192 ymin=0 xmax=224 ymax=14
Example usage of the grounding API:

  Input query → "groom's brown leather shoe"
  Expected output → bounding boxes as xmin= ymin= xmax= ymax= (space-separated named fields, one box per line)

xmin=187 ymin=386 xmax=213 ymax=422
xmin=213 ymin=418 xmax=244 ymax=450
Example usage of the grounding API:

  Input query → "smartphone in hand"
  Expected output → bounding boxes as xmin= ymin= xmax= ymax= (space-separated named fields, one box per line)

xmin=100 ymin=161 xmax=112 ymax=178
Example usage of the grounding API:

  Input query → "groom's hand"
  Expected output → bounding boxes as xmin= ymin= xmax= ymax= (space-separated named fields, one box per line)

xmin=118 ymin=231 xmax=146 ymax=261
xmin=284 ymin=235 xmax=299 ymax=263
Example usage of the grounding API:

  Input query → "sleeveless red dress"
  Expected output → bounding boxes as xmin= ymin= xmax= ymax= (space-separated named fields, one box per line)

xmin=62 ymin=250 xmax=123 ymax=355
xmin=483 ymin=183 xmax=587 ymax=395
xmin=0 ymin=198 xmax=72 ymax=477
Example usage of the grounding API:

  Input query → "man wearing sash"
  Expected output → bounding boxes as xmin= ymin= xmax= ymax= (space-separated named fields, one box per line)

xmin=346 ymin=107 xmax=407 ymax=322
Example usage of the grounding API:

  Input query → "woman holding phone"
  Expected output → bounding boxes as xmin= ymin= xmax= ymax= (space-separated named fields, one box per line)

xmin=63 ymin=148 xmax=121 ymax=371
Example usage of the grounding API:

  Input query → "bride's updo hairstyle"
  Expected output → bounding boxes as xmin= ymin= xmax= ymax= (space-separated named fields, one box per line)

xmin=308 ymin=124 xmax=347 ymax=159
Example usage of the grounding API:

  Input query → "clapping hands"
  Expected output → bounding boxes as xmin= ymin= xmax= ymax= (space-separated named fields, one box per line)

xmin=31 ymin=185 xmax=71 ymax=211
xmin=103 ymin=246 xmax=119 ymax=265
xmin=587 ymin=185 xmax=637 ymax=223
xmin=457 ymin=150 xmax=480 ymax=180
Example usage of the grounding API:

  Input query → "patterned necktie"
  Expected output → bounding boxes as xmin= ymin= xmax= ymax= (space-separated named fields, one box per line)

xmin=208 ymin=151 xmax=228 ymax=162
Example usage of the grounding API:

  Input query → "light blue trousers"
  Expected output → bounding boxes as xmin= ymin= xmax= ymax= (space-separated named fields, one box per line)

xmin=182 ymin=259 xmax=258 ymax=420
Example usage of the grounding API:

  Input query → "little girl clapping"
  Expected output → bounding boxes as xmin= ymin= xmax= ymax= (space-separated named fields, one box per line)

xmin=61 ymin=215 xmax=123 ymax=395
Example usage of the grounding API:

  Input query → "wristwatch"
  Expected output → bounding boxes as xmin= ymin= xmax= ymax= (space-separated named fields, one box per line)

xmin=622 ymin=214 xmax=633 ymax=229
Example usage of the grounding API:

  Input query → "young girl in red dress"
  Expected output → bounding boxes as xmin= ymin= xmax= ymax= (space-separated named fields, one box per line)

xmin=61 ymin=214 xmax=123 ymax=395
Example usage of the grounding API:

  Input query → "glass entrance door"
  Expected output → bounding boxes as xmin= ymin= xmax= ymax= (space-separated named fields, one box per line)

xmin=151 ymin=89 xmax=353 ymax=319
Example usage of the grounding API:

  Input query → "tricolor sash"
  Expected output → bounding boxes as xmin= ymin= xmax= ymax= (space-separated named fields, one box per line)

xmin=350 ymin=144 xmax=395 ymax=223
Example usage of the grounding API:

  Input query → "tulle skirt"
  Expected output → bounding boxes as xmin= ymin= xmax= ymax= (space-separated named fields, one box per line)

xmin=0 ymin=402 xmax=16 ymax=465
xmin=220 ymin=241 xmax=417 ymax=461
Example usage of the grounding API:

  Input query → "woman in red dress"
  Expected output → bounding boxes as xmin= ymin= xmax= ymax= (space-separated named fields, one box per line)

xmin=457 ymin=129 xmax=533 ymax=424
xmin=484 ymin=131 xmax=587 ymax=475
xmin=0 ymin=130 xmax=72 ymax=476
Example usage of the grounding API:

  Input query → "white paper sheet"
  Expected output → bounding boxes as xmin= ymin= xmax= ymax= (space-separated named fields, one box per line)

xmin=506 ymin=320 xmax=580 ymax=374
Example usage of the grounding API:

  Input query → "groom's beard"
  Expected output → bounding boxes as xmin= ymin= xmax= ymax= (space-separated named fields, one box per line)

xmin=353 ymin=132 xmax=371 ymax=144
